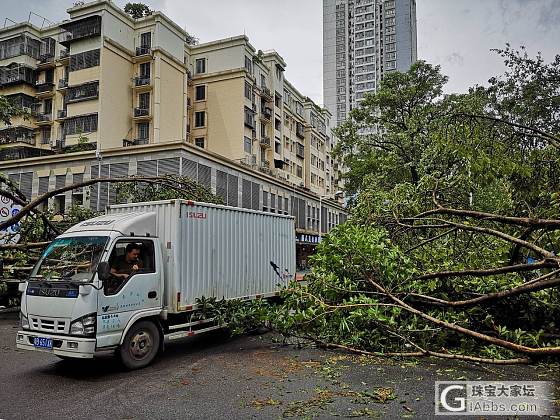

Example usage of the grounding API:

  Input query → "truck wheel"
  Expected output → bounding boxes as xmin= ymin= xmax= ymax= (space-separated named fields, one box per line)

xmin=119 ymin=320 xmax=160 ymax=370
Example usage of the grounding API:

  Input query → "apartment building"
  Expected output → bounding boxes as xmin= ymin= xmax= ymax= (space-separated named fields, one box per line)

xmin=323 ymin=0 xmax=417 ymax=125
xmin=0 ymin=0 xmax=346 ymax=264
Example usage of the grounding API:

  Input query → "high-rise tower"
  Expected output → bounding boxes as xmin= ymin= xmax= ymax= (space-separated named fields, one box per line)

xmin=324 ymin=0 xmax=417 ymax=126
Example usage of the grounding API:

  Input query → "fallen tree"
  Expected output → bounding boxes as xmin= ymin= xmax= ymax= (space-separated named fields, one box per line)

xmin=215 ymin=47 xmax=560 ymax=364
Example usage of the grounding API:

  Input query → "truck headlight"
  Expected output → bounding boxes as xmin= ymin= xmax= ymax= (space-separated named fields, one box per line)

xmin=70 ymin=313 xmax=96 ymax=337
xmin=20 ymin=313 xmax=29 ymax=329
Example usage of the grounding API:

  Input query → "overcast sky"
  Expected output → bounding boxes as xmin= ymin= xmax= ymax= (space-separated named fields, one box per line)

xmin=4 ymin=0 xmax=560 ymax=104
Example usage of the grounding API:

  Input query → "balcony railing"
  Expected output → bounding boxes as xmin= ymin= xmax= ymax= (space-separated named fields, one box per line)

xmin=134 ymin=76 xmax=151 ymax=87
xmin=134 ymin=107 xmax=150 ymax=117
xmin=53 ymin=139 xmax=66 ymax=150
xmin=57 ymin=109 xmax=67 ymax=119
xmin=261 ymin=86 xmax=272 ymax=101
xmin=123 ymin=138 xmax=149 ymax=147
xmin=262 ymin=107 xmax=272 ymax=120
xmin=135 ymin=46 xmax=151 ymax=56
xmin=36 ymin=113 xmax=52 ymax=122
xmin=59 ymin=16 xmax=101 ymax=46
xmin=59 ymin=49 xmax=69 ymax=59
xmin=36 ymin=81 xmax=54 ymax=93
xmin=38 ymin=54 xmax=54 ymax=65
xmin=0 ymin=128 xmax=36 ymax=145
xmin=260 ymin=136 xmax=271 ymax=147
xmin=58 ymin=78 xmax=68 ymax=89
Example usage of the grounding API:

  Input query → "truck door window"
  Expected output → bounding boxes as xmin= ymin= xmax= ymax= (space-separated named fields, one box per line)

xmin=105 ymin=239 xmax=155 ymax=295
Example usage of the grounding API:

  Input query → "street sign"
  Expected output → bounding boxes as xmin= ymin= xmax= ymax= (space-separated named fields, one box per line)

xmin=0 ymin=196 xmax=22 ymax=244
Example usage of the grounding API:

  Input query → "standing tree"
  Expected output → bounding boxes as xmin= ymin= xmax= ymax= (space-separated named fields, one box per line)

xmin=124 ymin=2 xmax=152 ymax=19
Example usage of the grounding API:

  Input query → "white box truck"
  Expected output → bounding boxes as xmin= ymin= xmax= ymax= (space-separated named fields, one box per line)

xmin=16 ymin=200 xmax=295 ymax=369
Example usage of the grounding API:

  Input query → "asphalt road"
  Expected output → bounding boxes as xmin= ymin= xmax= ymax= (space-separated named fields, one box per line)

xmin=0 ymin=314 xmax=558 ymax=419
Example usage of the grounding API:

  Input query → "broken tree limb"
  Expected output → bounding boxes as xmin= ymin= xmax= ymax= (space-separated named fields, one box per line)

xmin=408 ymin=270 xmax=560 ymax=308
xmin=365 ymin=275 xmax=560 ymax=356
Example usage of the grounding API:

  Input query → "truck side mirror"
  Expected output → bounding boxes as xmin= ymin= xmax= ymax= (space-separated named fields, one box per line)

xmin=97 ymin=262 xmax=112 ymax=281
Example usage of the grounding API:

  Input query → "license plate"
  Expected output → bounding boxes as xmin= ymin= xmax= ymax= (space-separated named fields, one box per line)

xmin=33 ymin=337 xmax=53 ymax=349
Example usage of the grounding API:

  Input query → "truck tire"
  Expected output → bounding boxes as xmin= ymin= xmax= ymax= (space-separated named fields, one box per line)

xmin=119 ymin=320 xmax=160 ymax=370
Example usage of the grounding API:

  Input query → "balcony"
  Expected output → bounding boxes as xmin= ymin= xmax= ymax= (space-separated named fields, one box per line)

xmin=35 ymin=113 xmax=53 ymax=124
xmin=133 ymin=107 xmax=150 ymax=119
xmin=59 ymin=49 xmax=69 ymax=60
xmin=59 ymin=16 xmax=101 ymax=46
xmin=261 ymin=107 xmax=272 ymax=121
xmin=135 ymin=46 xmax=151 ymax=56
xmin=52 ymin=138 xmax=65 ymax=151
xmin=58 ymin=78 xmax=68 ymax=89
xmin=0 ymin=66 xmax=36 ymax=87
xmin=38 ymin=54 xmax=55 ymax=68
xmin=0 ymin=127 xmax=36 ymax=146
xmin=123 ymin=138 xmax=149 ymax=147
xmin=35 ymin=81 xmax=55 ymax=96
xmin=134 ymin=76 xmax=151 ymax=88
xmin=296 ymin=143 xmax=305 ymax=159
xmin=261 ymin=86 xmax=273 ymax=101
xmin=259 ymin=136 xmax=271 ymax=148
xmin=57 ymin=109 xmax=67 ymax=119
xmin=296 ymin=122 xmax=305 ymax=139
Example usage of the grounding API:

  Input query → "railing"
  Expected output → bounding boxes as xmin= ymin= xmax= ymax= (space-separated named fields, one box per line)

xmin=59 ymin=17 xmax=101 ymax=45
xmin=261 ymin=86 xmax=272 ymax=100
xmin=59 ymin=49 xmax=69 ymax=59
xmin=36 ymin=82 xmax=54 ymax=93
xmin=36 ymin=113 xmax=52 ymax=122
xmin=134 ymin=76 xmax=151 ymax=86
xmin=262 ymin=107 xmax=272 ymax=120
xmin=135 ymin=46 xmax=151 ymax=56
xmin=53 ymin=139 xmax=66 ymax=150
xmin=39 ymin=54 xmax=54 ymax=65
xmin=260 ymin=136 xmax=271 ymax=147
xmin=58 ymin=78 xmax=68 ymax=89
xmin=134 ymin=107 xmax=150 ymax=117
xmin=0 ymin=129 xmax=35 ymax=145
xmin=123 ymin=138 xmax=149 ymax=147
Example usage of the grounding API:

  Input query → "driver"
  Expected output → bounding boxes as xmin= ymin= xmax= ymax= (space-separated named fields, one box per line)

xmin=110 ymin=243 xmax=144 ymax=280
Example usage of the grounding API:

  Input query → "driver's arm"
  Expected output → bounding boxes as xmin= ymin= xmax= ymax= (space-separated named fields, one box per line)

xmin=110 ymin=267 xmax=128 ymax=279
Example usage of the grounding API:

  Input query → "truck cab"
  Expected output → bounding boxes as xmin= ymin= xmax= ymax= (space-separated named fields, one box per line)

xmin=17 ymin=212 xmax=165 ymax=369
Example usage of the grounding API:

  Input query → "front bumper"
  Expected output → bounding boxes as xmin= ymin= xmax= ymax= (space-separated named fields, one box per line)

xmin=16 ymin=330 xmax=96 ymax=359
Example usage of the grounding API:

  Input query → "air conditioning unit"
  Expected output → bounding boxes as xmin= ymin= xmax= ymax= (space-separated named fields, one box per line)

xmin=22 ymin=106 xmax=31 ymax=113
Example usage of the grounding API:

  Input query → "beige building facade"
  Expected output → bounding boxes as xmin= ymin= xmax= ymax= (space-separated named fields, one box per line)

xmin=0 ymin=0 xmax=346 ymax=259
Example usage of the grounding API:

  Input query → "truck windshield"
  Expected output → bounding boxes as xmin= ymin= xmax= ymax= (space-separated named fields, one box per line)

xmin=31 ymin=236 xmax=109 ymax=282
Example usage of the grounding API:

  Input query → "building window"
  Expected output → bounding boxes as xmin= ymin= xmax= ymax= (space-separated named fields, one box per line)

xmin=138 ymin=92 xmax=150 ymax=110
xmin=275 ymin=141 xmax=281 ymax=154
xmin=296 ymin=165 xmax=303 ymax=178
xmin=195 ymin=58 xmax=206 ymax=74
xmin=195 ymin=137 xmax=205 ymax=148
xmin=139 ymin=63 xmax=151 ymax=79
xmin=244 ymin=136 xmax=252 ymax=153
xmin=41 ymin=127 xmax=51 ymax=144
xmin=137 ymin=122 xmax=149 ymax=140
xmin=69 ymin=49 xmax=100 ymax=72
xmin=195 ymin=85 xmax=206 ymax=101
xmin=195 ymin=111 xmax=205 ymax=127
xmin=244 ymin=56 xmax=252 ymax=74
xmin=244 ymin=106 xmax=255 ymax=128
xmin=244 ymin=81 xmax=252 ymax=100
xmin=140 ymin=32 xmax=151 ymax=47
